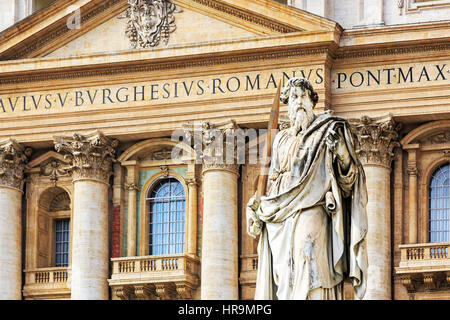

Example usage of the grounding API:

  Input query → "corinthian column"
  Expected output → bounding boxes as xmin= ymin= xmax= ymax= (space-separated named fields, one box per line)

xmin=55 ymin=131 xmax=118 ymax=300
xmin=351 ymin=116 xmax=400 ymax=300
xmin=185 ymin=120 xmax=241 ymax=300
xmin=0 ymin=139 xmax=31 ymax=300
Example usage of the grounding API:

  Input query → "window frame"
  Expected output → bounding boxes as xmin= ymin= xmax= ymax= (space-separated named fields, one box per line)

xmin=139 ymin=171 xmax=189 ymax=257
xmin=147 ymin=177 xmax=186 ymax=256
xmin=54 ymin=217 xmax=71 ymax=267
xmin=427 ymin=162 xmax=450 ymax=243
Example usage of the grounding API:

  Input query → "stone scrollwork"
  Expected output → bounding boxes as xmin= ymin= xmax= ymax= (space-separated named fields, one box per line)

xmin=118 ymin=0 xmax=182 ymax=49
xmin=0 ymin=138 xmax=32 ymax=190
xmin=53 ymin=130 xmax=119 ymax=183
xmin=350 ymin=115 xmax=401 ymax=167
xmin=40 ymin=160 xmax=70 ymax=186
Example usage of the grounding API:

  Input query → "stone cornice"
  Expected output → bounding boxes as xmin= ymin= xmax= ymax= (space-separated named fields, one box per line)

xmin=336 ymin=41 xmax=450 ymax=60
xmin=0 ymin=42 xmax=332 ymax=85
xmin=184 ymin=0 xmax=300 ymax=34
xmin=0 ymin=0 xmax=328 ymax=61
xmin=0 ymin=0 xmax=126 ymax=61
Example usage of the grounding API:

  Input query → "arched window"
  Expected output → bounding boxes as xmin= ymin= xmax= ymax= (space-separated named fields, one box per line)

xmin=429 ymin=164 xmax=450 ymax=243
xmin=147 ymin=178 xmax=185 ymax=255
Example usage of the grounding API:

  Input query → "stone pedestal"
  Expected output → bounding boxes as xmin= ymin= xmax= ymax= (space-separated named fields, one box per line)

xmin=351 ymin=116 xmax=400 ymax=300
xmin=55 ymin=131 xmax=118 ymax=300
xmin=0 ymin=139 xmax=31 ymax=300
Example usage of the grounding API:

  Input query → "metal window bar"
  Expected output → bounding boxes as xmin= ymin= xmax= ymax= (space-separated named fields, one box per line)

xmin=147 ymin=178 xmax=185 ymax=255
xmin=55 ymin=219 xmax=70 ymax=267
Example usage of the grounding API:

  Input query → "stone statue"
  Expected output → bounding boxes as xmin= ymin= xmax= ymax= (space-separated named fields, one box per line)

xmin=246 ymin=77 xmax=368 ymax=300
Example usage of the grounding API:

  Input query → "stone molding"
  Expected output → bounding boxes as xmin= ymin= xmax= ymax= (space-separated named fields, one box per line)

xmin=189 ymin=0 xmax=299 ymax=34
xmin=0 ymin=46 xmax=330 ymax=85
xmin=53 ymin=130 xmax=119 ymax=184
xmin=183 ymin=119 xmax=241 ymax=175
xmin=349 ymin=115 xmax=401 ymax=168
xmin=0 ymin=138 xmax=32 ymax=191
xmin=2 ymin=0 xmax=124 ymax=61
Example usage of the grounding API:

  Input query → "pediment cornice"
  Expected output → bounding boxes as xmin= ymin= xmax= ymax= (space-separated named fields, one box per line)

xmin=0 ymin=0 xmax=339 ymax=61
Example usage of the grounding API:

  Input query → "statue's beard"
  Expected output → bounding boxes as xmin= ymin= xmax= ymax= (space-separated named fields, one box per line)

xmin=290 ymin=108 xmax=315 ymax=135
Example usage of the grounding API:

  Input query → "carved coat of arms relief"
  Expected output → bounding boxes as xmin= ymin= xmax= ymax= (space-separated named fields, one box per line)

xmin=118 ymin=0 xmax=182 ymax=49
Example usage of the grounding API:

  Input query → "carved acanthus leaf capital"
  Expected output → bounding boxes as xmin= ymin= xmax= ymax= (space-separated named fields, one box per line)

xmin=183 ymin=119 xmax=242 ymax=174
xmin=125 ymin=182 xmax=140 ymax=191
xmin=0 ymin=138 xmax=32 ymax=190
xmin=350 ymin=115 xmax=401 ymax=167
xmin=53 ymin=131 xmax=119 ymax=183
xmin=407 ymin=166 xmax=419 ymax=177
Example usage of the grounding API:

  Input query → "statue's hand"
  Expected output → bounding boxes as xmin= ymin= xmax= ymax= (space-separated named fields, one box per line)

xmin=326 ymin=128 xmax=351 ymax=170
xmin=246 ymin=196 xmax=262 ymax=239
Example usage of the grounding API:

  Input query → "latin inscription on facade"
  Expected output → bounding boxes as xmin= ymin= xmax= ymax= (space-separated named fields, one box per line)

xmin=0 ymin=60 xmax=448 ymax=116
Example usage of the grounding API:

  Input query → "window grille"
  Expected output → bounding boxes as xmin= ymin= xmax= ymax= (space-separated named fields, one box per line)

xmin=147 ymin=178 xmax=185 ymax=255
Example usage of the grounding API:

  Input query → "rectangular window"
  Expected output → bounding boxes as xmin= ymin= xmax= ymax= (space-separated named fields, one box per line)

xmin=55 ymin=219 xmax=70 ymax=267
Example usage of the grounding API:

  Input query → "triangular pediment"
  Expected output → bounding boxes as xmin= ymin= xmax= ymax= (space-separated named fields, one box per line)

xmin=0 ymin=0 xmax=339 ymax=60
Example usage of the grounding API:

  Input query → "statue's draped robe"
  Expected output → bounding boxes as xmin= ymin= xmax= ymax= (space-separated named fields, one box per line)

xmin=254 ymin=114 xmax=368 ymax=300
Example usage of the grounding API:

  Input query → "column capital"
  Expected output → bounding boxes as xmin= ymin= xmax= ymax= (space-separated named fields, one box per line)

xmin=350 ymin=115 xmax=401 ymax=168
xmin=0 ymin=138 xmax=32 ymax=191
xmin=53 ymin=130 xmax=119 ymax=184
xmin=183 ymin=119 xmax=242 ymax=175
xmin=124 ymin=183 xmax=140 ymax=191
xmin=407 ymin=167 xmax=419 ymax=177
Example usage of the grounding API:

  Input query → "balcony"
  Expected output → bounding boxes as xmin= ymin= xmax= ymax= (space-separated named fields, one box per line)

xmin=395 ymin=242 xmax=450 ymax=292
xmin=108 ymin=254 xmax=200 ymax=300
xmin=22 ymin=267 xmax=71 ymax=300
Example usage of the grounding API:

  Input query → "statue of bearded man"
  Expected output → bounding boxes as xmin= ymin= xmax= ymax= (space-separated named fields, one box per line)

xmin=246 ymin=77 xmax=368 ymax=300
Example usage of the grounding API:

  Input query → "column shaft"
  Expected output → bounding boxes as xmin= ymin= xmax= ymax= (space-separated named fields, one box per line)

xmin=187 ymin=181 xmax=198 ymax=256
xmin=0 ymin=187 xmax=22 ymax=300
xmin=362 ymin=164 xmax=391 ymax=300
xmin=71 ymin=180 xmax=109 ymax=300
xmin=201 ymin=169 xmax=238 ymax=300
xmin=126 ymin=188 xmax=138 ymax=256
xmin=408 ymin=171 xmax=418 ymax=244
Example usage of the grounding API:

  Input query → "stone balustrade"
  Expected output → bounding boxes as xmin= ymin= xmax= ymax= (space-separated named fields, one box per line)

xmin=396 ymin=242 xmax=450 ymax=293
xmin=398 ymin=242 xmax=450 ymax=272
xmin=22 ymin=267 xmax=71 ymax=300
xmin=108 ymin=254 xmax=200 ymax=300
